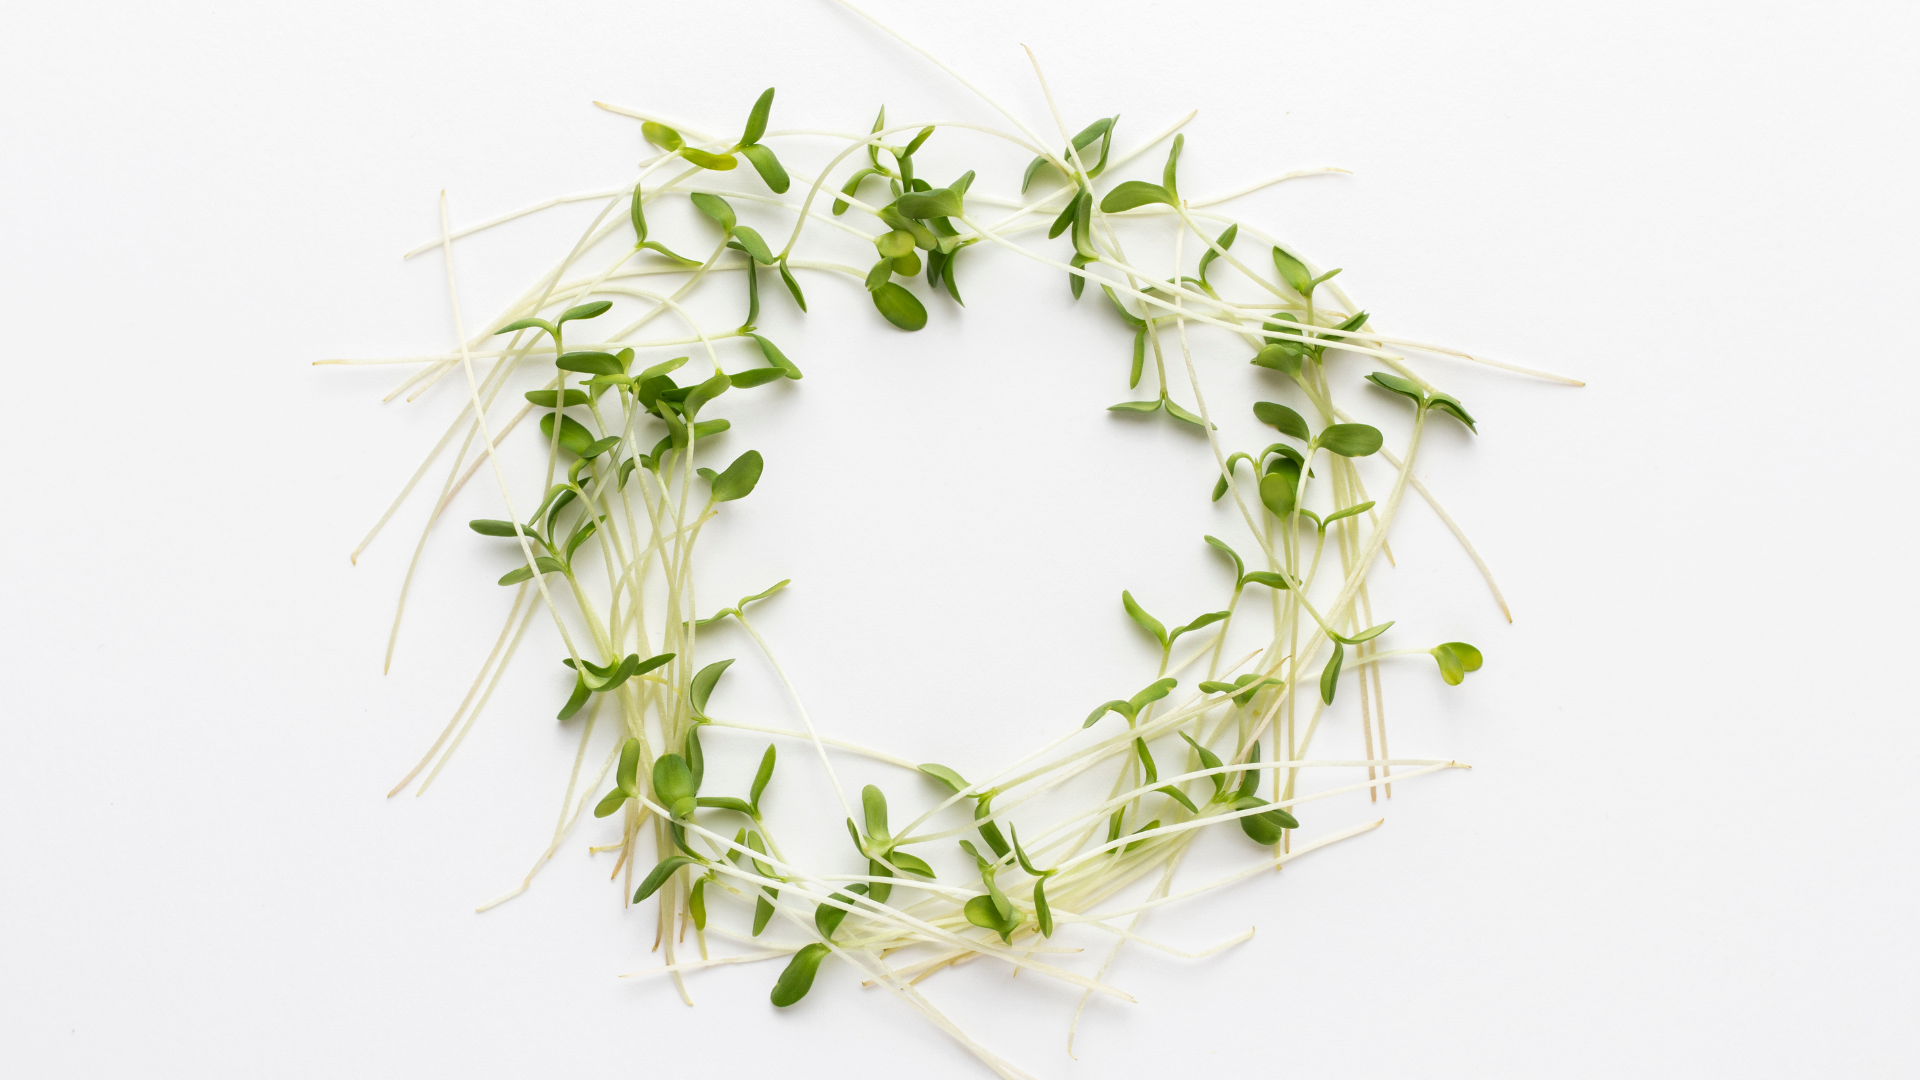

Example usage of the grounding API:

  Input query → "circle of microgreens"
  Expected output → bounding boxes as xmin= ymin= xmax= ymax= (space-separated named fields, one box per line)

xmin=330 ymin=6 xmax=1574 ymax=1073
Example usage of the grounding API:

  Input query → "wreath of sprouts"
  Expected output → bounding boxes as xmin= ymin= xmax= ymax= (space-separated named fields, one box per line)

xmin=325 ymin=6 xmax=1577 ymax=1076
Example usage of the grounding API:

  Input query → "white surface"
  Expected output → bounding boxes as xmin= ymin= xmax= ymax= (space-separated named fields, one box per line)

xmin=3 ymin=1 xmax=1916 ymax=1076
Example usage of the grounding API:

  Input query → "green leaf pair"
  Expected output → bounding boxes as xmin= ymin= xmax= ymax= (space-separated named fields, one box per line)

xmin=1097 ymin=135 xmax=1185 ymax=212
xmin=1253 ymin=401 xmax=1383 ymax=457
xmin=1022 ymin=115 xmax=1117 ymax=191
xmin=722 ymin=88 xmax=789 ymax=192
xmin=1198 ymin=672 xmax=1284 ymax=707
xmin=707 ymin=449 xmax=763 ymax=502
xmin=917 ymin=765 xmax=1011 ymax=858
xmin=493 ymin=299 xmax=612 ymax=344
xmin=957 ymin=838 xmax=1020 ymax=943
xmin=1107 ymin=392 xmax=1211 ymax=428
xmin=1179 ymin=732 xmax=1227 ymax=799
xmin=1259 ymin=458 xmax=1302 ymax=519
xmin=1121 ymin=592 xmax=1228 ymax=654
xmin=1271 ymin=246 xmax=1342 ymax=300
xmin=693 ymin=578 xmax=789 ymax=628
xmin=1366 ymin=372 xmax=1479 ymax=432
xmin=1232 ymin=795 xmax=1299 ymax=845
xmin=1317 ymin=622 xmax=1394 ymax=705
xmin=1432 ymin=641 xmax=1484 ymax=685
xmin=558 ymin=652 xmax=672 ymax=720
xmin=844 ymin=785 xmax=936 ymax=890
xmin=963 ymin=892 xmax=1021 ymax=942
xmin=644 ymin=119 xmax=737 ymax=172
xmin=1134 ymin=738 xmax=1201 ymax=814
xmin=1083 ymin=676 xmax=1178 ymax=728
xmin=1202 ymin=534 xmax=1289 ymax=594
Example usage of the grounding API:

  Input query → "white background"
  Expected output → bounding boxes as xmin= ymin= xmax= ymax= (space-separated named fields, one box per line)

xmin=3 ymin=1 xmax=1916 ymax=1076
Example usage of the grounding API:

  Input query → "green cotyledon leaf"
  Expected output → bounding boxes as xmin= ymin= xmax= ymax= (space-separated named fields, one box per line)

xmin=770 ymin=943 xmax=830 ymax=1007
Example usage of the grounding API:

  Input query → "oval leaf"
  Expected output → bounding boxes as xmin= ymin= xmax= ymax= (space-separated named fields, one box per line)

xmin=1442 ymin=641 xmax=1483 ymax=672
xmin=739 ymin=87 xmax=774 ymax=147
xmin=770 ymin=943 xmax=830 ymax=1007
xmin=689 ymin=192 xmax=737 ymax=232
xmin=632 ymin=855 xmax=696 ymax=902
xmin=653 ymin=753 xmax=696 ymax=807
xmin=1271 ymin=246 xmax=1313 ymax=295
xmin=1121 ymin=590 xmax=1168 ymax=647
xmin=730 ymin=225 xmax=776 ymax=265
xmin=680 ymin=147 xmax=738 ymax=171
xmin=751 ymin=744 xmax=777 ymax=808
xmin=595 ymin=741 xmax=632 ymax=802
xmin=918 ymin=763 xmax=969 ymax=794
xmin=642 ymin=122 xmax=684 ymax=152
xmin=739 ymin=143 xmax=790 ymax=193
xmin=592 ymin=786 xmax=629 ymax=819
xmin=1253 ymin=401 xmax=1311 ymax=440
xmin=1319 ymin=423 xmax=1384 ymax=457
xmin=556 ymin=350 xmax=622 ymax=375
xmin=1319 ymin=641 xmax=1345 ymax=705
xmin=689 ymin=658 xmax=734 ymax=716
xmin=730 ymin=366 xmax=785 ymax=388
xmin=1251 ymin=343 xmax=1304 ymax=376
xmin=1366 ymin=371 xmax=1425 ymax=403
xmin=1099 ymin=181 xmax=1175 ymax=213
xmin=1429 ymin=394 xmax=1479 ymax=432
xmin=861 ymin=785 xmax=890 ymax=845
xmin=538 ymin=412 xmax=597 ymax=457
xmin=1258 ymin=471 xmax=1297 ymax=518
xmin=524 ymin=388 xmax=589 ymax=408
xmin=557 ymin=301 xmax=611 ymax=325
xmin=870 ymin=282 xmax=928 ymax=330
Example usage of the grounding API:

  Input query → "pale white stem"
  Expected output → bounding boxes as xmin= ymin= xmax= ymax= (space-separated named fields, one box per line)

xmin=387 ymin=585 xmax=529 ymax=796
xmin=435 ymin=193 xmax=585 ymax=665
xmin=703 ymin=717 xmax=919 ymax=769
xmin=1186 ymin=167 xmax=1352 ymax=207
xmin=1082 ymin=819 xmax=1385 ymax=920
xmin=617 ymin=950 xmax=791 ymax=980
xmin=734 ymin=616 xmax=855 ymax=823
